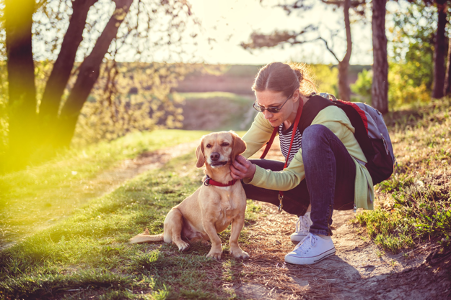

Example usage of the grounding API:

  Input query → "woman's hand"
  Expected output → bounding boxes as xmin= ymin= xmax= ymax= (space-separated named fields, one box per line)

xmin=230 ymin=155 xmax=256 ymax=180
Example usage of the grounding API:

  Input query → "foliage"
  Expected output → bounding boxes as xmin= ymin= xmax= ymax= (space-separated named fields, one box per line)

xmin=72 ymin=62 xmax=194 ymax=147
xmin=353 ymin=98 xmax=451 ymax=252
xmin=308 ymin=64 xmax=339 ymax=95
xmin=351 ymin=62 xmax=433 ymax=109
xmin=351 ymin=68 xmax=372 ymax=104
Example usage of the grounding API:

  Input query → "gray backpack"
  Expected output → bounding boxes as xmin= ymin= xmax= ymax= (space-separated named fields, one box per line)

xmin=299 ymin=93 xmax=396 ymax=185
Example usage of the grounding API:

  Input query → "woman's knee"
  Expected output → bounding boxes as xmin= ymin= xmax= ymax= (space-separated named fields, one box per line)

xmin=301 ymin=124 xmax=333 ymax=153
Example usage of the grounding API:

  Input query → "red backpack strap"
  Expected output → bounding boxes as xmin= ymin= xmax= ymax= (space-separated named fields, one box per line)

xmin=260 ymin=127 xmax=278 ymax=159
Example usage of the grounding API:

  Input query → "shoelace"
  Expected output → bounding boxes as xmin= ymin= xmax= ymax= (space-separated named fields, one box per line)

xmin=294 ymin=233 xmax=317 ymax=254
xmin=295 ymin=215 xmax=310 ymax=233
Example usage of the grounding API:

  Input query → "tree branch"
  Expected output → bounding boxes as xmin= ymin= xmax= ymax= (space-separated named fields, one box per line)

xmin=317 ymin=37 xmax=340 ymax=62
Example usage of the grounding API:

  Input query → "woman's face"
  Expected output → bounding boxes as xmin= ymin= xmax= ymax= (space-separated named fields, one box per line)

xmin=255 ymin=90 xmax=299 ymax=128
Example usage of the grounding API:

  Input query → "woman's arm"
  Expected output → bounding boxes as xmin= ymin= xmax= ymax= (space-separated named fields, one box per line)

xmin=233 ymin=106 xmax=356 ymax=191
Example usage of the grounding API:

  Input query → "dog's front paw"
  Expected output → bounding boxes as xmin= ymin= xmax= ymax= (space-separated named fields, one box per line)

xmin=206 ymin=249 xmax=222 ymax=260
xmin=230 ymin=248 xmax=249 ymax=259
xmin=175 ymin=240 xmax=190 ymax=251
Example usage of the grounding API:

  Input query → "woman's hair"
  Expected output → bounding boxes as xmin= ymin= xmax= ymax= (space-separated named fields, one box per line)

xmin=252 ymin=62 xmax=317 ymax=97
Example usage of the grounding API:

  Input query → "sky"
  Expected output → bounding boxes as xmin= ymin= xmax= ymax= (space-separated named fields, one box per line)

xmin=187 ymin=0 xmax=374 ymax=65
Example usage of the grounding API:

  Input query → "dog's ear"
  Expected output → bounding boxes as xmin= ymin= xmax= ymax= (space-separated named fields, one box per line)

xmin=195 ymin=139 xmax=205 ymax=168
xmin=230 ymin=131 xmax=246 ymax=159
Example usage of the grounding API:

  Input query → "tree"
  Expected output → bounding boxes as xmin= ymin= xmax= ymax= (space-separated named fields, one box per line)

xmin=444 ymin=38 xmax=451 ymax=96
xmin=241 ymin=0 xmax=366 ymax=102
xmin=2 ymin=0 xmax=198 ymax=171
xmin=431 ymin=0 xmax=449 ymax=98
xmin=4 ymin=0 xmax=37 ymax=166
xmin=406 ymin=0 xmax=450 ymax=98
xmin=371 ymin=0 xmax=388 ymax=113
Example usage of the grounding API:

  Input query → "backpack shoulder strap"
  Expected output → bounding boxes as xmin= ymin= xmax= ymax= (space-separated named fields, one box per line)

xmin=298 ymin=95 xmax=334 ymax=134
xmin=332 ymin=100 xmax=376 ymax=160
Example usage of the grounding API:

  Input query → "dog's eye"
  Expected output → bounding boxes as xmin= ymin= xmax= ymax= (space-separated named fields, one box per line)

xmin=221 ymin=143 xmax=229 ymax=147
xmin=206 ymin=144 xmax=212 ymax=148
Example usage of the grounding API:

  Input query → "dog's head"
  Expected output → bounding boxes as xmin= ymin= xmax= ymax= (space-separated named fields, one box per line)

xmin=195 ymin=131 xmax=246 ymax=168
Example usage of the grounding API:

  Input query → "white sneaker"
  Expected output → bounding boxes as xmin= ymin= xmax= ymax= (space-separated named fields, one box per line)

xmin=290 ymin=212 xmax=312 ymax=244
xmin=285 ymin=233 xmax=336 ymax=265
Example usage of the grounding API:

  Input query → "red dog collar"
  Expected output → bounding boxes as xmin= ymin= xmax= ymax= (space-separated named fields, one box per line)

xmin=203 ymin=175 xmax=237 ymax=187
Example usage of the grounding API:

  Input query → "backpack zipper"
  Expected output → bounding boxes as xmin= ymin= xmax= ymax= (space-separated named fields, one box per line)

xmin=381 ymin=134 xmax=389 ymax=155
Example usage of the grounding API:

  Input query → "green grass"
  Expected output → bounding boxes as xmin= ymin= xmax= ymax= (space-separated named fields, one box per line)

xmin=353 ymin=98 xmax=451 ymax=253
xmin=0 ymin=151 xmax=257 ymax=299
xmin=0 ymin=129 xmax=208 ymax=243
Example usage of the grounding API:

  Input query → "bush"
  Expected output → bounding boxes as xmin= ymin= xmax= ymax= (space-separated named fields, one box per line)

xmin=351 ymin=69 xmax=372 ymax=105
xmin=351 ymin=62 xmax=433 ymax=110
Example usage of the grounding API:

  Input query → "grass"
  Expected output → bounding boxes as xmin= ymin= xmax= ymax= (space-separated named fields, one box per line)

xmin=0 ymin=151 xmax=258 ymax=299
xmin=353 ymin=98 xmax=451 ymax=253
xmin=0 ymin=129 xmax=208 ymax=243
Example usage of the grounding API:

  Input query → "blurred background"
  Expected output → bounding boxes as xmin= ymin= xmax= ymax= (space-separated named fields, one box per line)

xmin=0 ymin=0 xmax=450 ymax=172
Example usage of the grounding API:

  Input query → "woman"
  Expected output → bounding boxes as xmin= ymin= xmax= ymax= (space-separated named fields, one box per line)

xmin=230 ymin=62 xmax=374 ymax=265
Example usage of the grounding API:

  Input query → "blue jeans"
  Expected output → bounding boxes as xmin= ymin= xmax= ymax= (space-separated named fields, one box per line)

xmin=243 ymin=124 xmax=356 ymax=236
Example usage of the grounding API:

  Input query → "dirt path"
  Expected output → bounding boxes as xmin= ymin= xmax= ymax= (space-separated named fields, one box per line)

xmin=234 ymin=140 xmax=451 ymax=299
xmin=235 ymin=203 xmax=449 ymax=299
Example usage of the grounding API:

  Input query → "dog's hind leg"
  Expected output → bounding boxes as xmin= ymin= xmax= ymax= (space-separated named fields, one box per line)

xmin=164 ymin=208 xmax=190 ymax=251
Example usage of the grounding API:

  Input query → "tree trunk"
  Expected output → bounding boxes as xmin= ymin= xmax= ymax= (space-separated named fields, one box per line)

xmin=4 ymin=0 xmax=37 ymax=169
xmin=444 ymin=38 xmax=451 ymax=96
xmin=338 ymin=0 xmax=352 ymax=102
xmin=39 ymin=0 xmax=97 ymax=140
xmin=56 ymin=0 xmax=133 ymax=148
xmin=371 ymin=0 xmax=389 ymax=114
xmin=432 ymin=0 xmax=448 ymax=99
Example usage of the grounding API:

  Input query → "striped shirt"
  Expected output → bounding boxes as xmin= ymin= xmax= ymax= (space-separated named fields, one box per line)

xmin=278 ymin=123 xmax=302 ymax=164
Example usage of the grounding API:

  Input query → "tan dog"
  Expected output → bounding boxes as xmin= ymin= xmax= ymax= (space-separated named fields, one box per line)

xmin=130 ymin=131 xmax=249 ymax=259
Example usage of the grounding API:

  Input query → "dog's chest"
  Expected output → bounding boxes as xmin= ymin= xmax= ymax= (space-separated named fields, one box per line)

xmin=216 ymin=187 xmax=237 ymax=212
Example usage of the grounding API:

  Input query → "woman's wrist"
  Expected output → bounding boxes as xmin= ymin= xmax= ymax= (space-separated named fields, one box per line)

xmin=247 ymin=163 xmax=256 ymax=180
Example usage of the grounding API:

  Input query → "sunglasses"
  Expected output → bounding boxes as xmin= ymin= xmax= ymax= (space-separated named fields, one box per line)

xmin=253 ymin=93 xmax=294 ymax=113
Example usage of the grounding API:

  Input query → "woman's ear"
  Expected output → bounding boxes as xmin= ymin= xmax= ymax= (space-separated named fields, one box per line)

xmin=195 ymin=140 xmax=205 ymax=168
xmin=292 ymin=89 xmax=300 ymax=102
xmin=230 ymin=131 xmax=246 ymax=160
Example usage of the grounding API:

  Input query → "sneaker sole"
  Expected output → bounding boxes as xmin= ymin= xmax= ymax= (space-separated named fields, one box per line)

xmin=284 ymin=248 xmax=336 ymax=265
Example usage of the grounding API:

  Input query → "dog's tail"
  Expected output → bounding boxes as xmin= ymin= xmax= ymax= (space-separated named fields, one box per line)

xmin=129 ymin=228 xmax=164 ymax=244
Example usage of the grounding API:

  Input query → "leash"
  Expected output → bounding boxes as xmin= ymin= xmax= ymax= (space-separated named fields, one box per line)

xmin=203 ymin=175 xmax=237 ymax=187
xmin=260 ymin=99 xmax=304 ymax=213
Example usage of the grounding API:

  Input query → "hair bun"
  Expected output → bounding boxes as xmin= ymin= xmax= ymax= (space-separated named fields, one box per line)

xmin=294 ymin=69 xmax=303 ymax=82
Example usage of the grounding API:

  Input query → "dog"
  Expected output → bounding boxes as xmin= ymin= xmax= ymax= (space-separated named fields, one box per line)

xmin=130 ymin=131 xmax=249 ymax=260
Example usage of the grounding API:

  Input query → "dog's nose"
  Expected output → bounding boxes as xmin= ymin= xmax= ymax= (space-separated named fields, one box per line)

xmin=210 ymin=152 xmax=220 ymax=161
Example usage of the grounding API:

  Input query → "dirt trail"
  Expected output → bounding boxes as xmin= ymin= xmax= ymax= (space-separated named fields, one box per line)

xmin=234 ymin=139 xmax=450 ymax=299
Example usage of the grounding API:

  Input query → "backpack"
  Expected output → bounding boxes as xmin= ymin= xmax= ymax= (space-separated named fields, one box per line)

xmin=299 ymin=93 xmax=396 ymax=185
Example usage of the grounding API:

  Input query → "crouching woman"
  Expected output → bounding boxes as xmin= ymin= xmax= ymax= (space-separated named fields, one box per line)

xmin=230 ymin=62 xmax=374 ymax=265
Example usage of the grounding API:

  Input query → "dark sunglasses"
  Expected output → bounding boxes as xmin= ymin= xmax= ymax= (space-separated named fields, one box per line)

xmin=253 ymin=93 xmax=294 ymax=113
